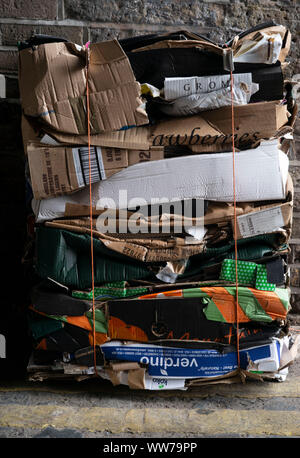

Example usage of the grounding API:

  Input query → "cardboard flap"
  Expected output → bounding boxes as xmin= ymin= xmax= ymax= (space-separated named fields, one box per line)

xmin=150 ymin=115 xmax=222 ymax=146
xmin=48 ymin=125 xmax=151 ymax=150
xmin=132 ymin=39 xmax=224 ymax=55
xmin=19 ymin=42 xmax=86 ymax=115
xmin=235 ymin=25 xmax=291 ymax=63
xmin=90 ymin=40 xmax=126 ymax=65
xmin=237 ymin=25 xmax=288 ymax=43
xmin=89 ymin=41 xmax=137 ymax=92
xmin=203 ymin=101 xmax=288 ymax=134
xmin=150 ymin=102 xmax=288 ymax=148
xmin=19 ymin=40 xmax=149 ymax=135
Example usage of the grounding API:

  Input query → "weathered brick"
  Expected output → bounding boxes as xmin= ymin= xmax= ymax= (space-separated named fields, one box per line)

xmin=90 ymin=26 xmax=164 ymax=43
xmin=293 ymin=193 xmax=300 ymax=213
xmin=65 ymin=0 xmax=226 ymax=28
xmin=291 ymin=140 xmax=300 ymax=161
xmin=1 ymin=0 xmax=58 ymax=20
xmin=290 ymin=168 xmax=300 ymax=194
xmin=0 ymin=49 xmax=18 ymax=73
xmin=294 ymin=117 xmax=300 ymax=138
xmin=0 ymin=23 xmax=84 ymax=47
xmin=290 ymin=293 xmax=300 ymax=314
xmin=290 ymin=266 xmax=300 ymax=287
xmin=292 ymin=245 xmax=300 ymax=263
xmin=0 ymin=24 xmax=40 ymax=46
xmin=291 ymin=216 xmax=300 ymax=238
xmin=223 ymin=0 xmax=299 ymax=31
xmin=38 ymin=25 xmax=84 ymax=44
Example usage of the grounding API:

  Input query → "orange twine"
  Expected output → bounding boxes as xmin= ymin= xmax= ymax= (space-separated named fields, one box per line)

xmin=86 ymin=43 xmax=100 ymax=377
xmin=230 ymin=69 xmax=240 ymax=367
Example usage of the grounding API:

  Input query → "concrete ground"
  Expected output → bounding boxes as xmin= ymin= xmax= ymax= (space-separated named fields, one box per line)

xmin=0 ymin=326 xmax=300 ymax=440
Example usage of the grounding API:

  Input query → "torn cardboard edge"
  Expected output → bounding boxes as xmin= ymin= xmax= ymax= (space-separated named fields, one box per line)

xmin=235 ymin=201 xmax=292 ymax=239
xmin=27 ymin=334 xmax=299 ymax=388
xmin=58 ymin=172 xmax=292 ymax=240
xmin=19 ymin=39 xmax=149 ymax=135
xmin=129 ymin=25 xmax=291 ymax=65
xmin=131 ymin=38 xmax=225 ymax=55
xmin=58 ymin=141 xmax=289 ymax=208
xmin=232 ymin=24 xmax=291 ymax=64
xmin=44 ymin=216 xmax=289 ymax=263
xmin=22 ymin=100 xmax=296 ymax=154
xmin=99 ymin=336 xmax=297 ymax=385
xmin=62 ymin=184 xmax=292 ymax=224
xmin=130 ymin=24 xmax=290 ymax=66
xmin=47 ymin=226 xmax=206 ymax=263
xmin=21 ymin=114 xmax=151 ymax=151
xmin=149 ymin=101 xmax=290 ymax=148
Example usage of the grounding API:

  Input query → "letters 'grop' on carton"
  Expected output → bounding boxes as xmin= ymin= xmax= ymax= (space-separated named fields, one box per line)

xmin=18 ymin=40 xmax=149 ymax=135
xmin=150 ymin=101 xmax=289 ymax=149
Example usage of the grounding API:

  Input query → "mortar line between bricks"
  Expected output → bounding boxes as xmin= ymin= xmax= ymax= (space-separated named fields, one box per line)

xmin=0 ymin=18 xmax=235 ymax=34
xmin=57 ymin=0 xmax=64 ymax=21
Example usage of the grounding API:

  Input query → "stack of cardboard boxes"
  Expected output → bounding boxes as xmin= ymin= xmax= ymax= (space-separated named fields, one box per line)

xmin=20 ymin=23 xmax=299 ymax=390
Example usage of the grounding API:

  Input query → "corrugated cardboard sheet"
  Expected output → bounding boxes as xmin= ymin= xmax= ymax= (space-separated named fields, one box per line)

xmin=24 ymin=99 xmax=292 ymax=152
xmin=19 ymin=40 xmax=149 ymax=135
xmin=150 ymin=101 xmax=289 ymax=148
xmin=93 ymin=140 xmax=289 ymax=208
xmin=27 ymin=142 xmax=164 ymax=199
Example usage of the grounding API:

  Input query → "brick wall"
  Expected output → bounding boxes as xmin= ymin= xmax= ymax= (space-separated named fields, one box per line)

xmin=1 ymin=0 xmax=300 ymax=313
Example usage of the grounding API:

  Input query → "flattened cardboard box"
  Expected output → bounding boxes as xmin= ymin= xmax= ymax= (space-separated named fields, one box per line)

xmin=45 ymin=218 xmax=207 ymax=262
xmin=95 ymin=140 xmax=289 ymax=208
xmin=28 ymin=143 xmax=125 ymax=199
xmin=150 ymin=101 xmax=289 ymax=149
xmin=18 ymin=40 xmax=148 ymax=135
xmin=21 ymin=114 xmax=151 ymax=152
xmin=28 ymin=142 xmax=164 ymax=199
xmin=100 ymin=339 xmax=284 ymax=379
xmin=235 ymin=201 xmax=293 ymax=239
xmin=36 ymin=100 xmax=292 ymax=153
xmin=62 ymin=174 xmax=292 ymax=232
xmin=106 ymin=297 xmax=283 ymax=345
xmin=42 ymin=125 xmax=151 ymax=151
xmin=22 ymin=102 xmax=297 ymax=156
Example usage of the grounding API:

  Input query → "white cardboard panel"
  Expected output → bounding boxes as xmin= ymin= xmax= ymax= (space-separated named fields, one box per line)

xmin=33 ymin=140 xmax=289 ymax=222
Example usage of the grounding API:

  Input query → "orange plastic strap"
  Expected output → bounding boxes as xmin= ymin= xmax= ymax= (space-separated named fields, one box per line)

xmin=86 ymin=44 xmax=100 ymax=377
xmin=230 ymin=70 xmax=240 ymax=367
